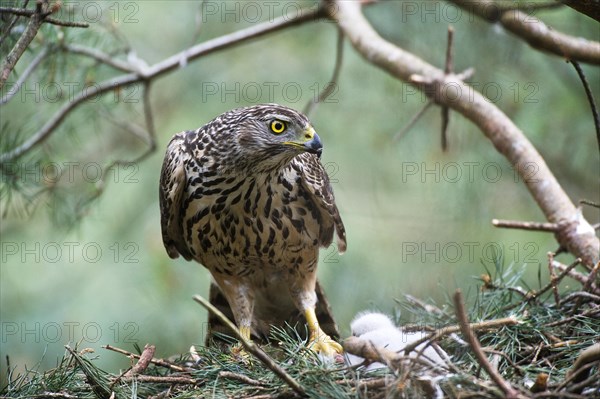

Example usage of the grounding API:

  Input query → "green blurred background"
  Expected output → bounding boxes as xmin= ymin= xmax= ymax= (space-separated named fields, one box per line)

xmin=1 ymin=0 xmax=598 ymax=382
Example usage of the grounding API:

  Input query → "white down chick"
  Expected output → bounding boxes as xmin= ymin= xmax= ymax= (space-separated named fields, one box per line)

xmin=345 ymin=311 xmax=448 ymax=371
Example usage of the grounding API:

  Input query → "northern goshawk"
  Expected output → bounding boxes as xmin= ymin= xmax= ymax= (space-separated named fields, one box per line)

xmin=159 ymin=104 xmax=346 ymax=355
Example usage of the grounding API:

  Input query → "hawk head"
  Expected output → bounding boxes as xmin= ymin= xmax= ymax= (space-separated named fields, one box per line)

xmin=220 ymin=104 xmax=322 ymax=172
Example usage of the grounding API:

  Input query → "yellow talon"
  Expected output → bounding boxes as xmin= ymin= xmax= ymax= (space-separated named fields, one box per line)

xmin=308 ymin=332 xmax=343 ymax=356
xmin=305 ymin=308 xmax=342 ymax=356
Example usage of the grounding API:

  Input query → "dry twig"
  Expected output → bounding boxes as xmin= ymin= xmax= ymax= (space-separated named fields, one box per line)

xmin=550 ymin=261 xmax=600 ymax=295
xmin=441 ymin=26 xmax=454 ymax=152
xmin=218 ymin=371 xmax=266 ymax=387
xmin=343 ymin=335 xmax=444 ymax=374
xmin=537 ymin=257 xmax=582 ymax=300
xmin=192 ymin=294 xmax=306 ymax=397
xmin=543 ymin=307 xmax=600 ymax=328
xmin=303 ymin=27 xmax=344 ymax=117
xmin=453 ymin=290 xmax=523 ymax=399
xmin=492 ymin=219 xmax=559 ymax=232
xmin=31 ymin=393 xmax=79 ymax=399
xmin=343 ymin=336 xmax=399 ymax=370
xmin=392 ymin=100 xmax=434 ymax=142
xmin=102 ymin=345 xmax=190 ymax=373
xmin=119 ymin=375 xmax=199 ymax=385
xmin=124 ymin=344 xmax=155 ymax=377
xmin=401 ymin=316 xmax=519 ymax=355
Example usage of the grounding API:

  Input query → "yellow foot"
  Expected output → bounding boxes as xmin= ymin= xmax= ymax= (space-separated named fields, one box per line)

xmin=304 ymin=307 xmax=343 ymax=357
xmin=308 ymin=333 xmax=343 ymax=357
xmin=229 ymin=325 xmax=253 ymax=363
xmin=231 ymin=343 xmax=252 ymax=364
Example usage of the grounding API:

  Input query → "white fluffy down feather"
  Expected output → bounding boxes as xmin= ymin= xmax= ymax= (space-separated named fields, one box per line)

xmin=350 ymin=311 xmax=395 ymax=336
xmin=346 ymin=311 xmax=449 ymax=371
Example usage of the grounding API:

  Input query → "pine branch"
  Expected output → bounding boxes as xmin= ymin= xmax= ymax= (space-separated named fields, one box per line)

xmin=1 ymin=1 xmax=50 ymax=89
xmin=0 ymin=45 xmax=49 ymax=105
xmin=0 ymin=5 xmax=324 ymax=163
xmin=192 ymin=294 xmax=307 ymax=397
xmin=0 ymin=6 xmax=89 ymax=27
xmin=103 ymin=344 xmax=191 ymax=373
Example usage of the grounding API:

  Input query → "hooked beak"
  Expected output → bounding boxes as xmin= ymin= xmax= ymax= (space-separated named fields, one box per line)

xmin=303 ymin=131 xmax=322 ymax=157
xmin=284 ymin=126 xmax=322 ymax=157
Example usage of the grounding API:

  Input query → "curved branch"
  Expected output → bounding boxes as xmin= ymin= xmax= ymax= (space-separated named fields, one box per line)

xmin=448 ymin=0 xmax=600 ymax=65
xmin=62 ymin=44 xmax=135 ymax=73
xmin=0 ymin=6 xmax=324 ymax=163
xmin=143 ymin=7 xmax=322 ymax=78
xmin=0 ymin=46 xmax=49 ymax=105
xmin=327 ymin=0 xmax=599 ymax=268
xmin=0 ymin=73 xmax=140 ymax=163
xmin=569 ymin=60 xmax=600 ymax=153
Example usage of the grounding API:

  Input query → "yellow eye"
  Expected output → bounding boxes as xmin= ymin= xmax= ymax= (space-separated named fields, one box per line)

xmin=270 ymin=120 xmax=286 ymax=134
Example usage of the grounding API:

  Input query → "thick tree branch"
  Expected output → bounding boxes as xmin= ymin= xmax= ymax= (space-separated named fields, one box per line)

xmin=327 ymin=0 xmax=599 ymax=268
xmin=0 ymin=6 xmax=324 ymax=163
xmin=0 ymin=1 xmax=50 ymax=90
xmin=449 ymin=0 xmax=600 ymax=65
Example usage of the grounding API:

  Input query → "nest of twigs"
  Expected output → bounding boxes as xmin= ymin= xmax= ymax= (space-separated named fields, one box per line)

xmin=3 ymin=259 xmax=599 ymax=399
